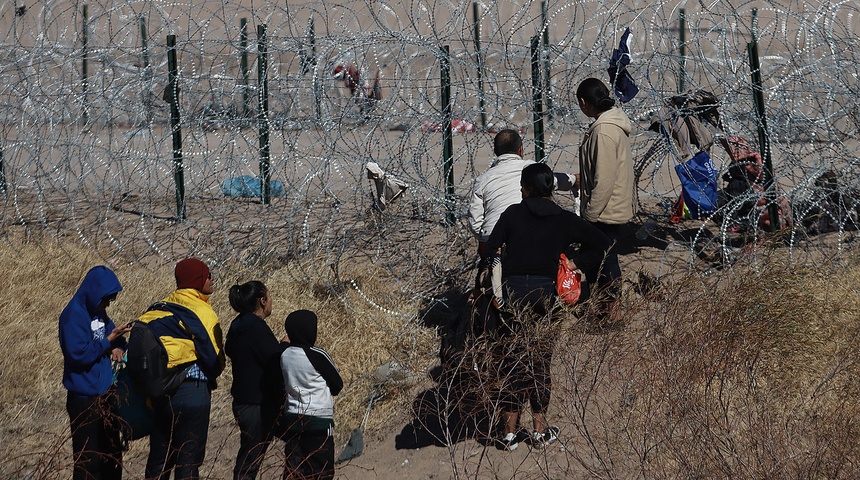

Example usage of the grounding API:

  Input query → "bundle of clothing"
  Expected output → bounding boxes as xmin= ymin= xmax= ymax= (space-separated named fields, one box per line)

xmin=365 ymin=162 xmax=409 ymax=211
xmin=650 ymin=90 xmax=792 ymax=231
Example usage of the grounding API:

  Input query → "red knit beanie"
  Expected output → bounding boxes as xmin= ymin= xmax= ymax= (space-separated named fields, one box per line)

xmin=175 ymin=258 xmax=210 ymax=291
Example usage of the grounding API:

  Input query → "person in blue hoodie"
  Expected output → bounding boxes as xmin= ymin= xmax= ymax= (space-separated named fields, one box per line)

xmin=59 ymin=265 xmax=132 ymax=480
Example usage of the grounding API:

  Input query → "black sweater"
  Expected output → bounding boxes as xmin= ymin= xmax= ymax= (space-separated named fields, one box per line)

xmin=225 ymin=312 xmax=287 ymax=406
xmin=485 ymin=196 xmax=613 ymax=281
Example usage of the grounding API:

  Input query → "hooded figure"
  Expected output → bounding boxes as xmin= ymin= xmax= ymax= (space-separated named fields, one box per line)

xmin=280 ymin=309 xmax=343 ymax=479
xmin=60 ymin=265 xmax=124 ymax=396
xmin=281 ymin=310 xmax=343 ymax=419
xmin=59 ymin=265 xmax=127 ymax=480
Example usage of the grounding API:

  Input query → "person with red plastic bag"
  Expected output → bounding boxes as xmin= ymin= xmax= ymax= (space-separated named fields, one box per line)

xmin=483 ymin=163 xmax=614 ymax=451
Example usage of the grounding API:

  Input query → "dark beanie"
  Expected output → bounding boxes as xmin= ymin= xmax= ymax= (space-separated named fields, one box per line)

xmin=175 ymin=258 xmax=210 ymax=291
xmin=284 ymin=309 xmax=318 ymax=348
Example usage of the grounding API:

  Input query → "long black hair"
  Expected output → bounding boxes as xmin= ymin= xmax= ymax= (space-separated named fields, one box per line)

xmin=576 ymin=78 xmax=615 ymax=112
xmin=229 ymin=280 xmax=268 ymax=314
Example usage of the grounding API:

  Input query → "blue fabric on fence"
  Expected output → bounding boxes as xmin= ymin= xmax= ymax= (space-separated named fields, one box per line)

xmin=222 ymin=175 xmax=285 ymax=198
xmin=608 ymin=27 xmax=639 ymax=103
xmin=674 ymin=151 xmax=718 ymax=219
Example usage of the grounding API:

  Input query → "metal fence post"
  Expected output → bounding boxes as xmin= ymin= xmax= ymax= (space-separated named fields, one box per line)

xmin=441 ymin=45 xmax=455 ymax=226
xmin=679 ymin=8 xmax=686 ymax=93
xmin=240 ymin=18 xmax=250 ymax=118
xmin=258 ymin=24 xmax=271 ymax=205
xmin=166 ymin=35 xmax=186 ymax=221
xmin=530 ymin=36 xmax=545 ymax=163
xmin=81 ymin=4 xmax=89 ymax=124
xmin=472 ymin=3 xmax=486 ymax=128
xmin=541 ymin=1 xmax=553 ymax=120
xmin=748 ymin=39 xmax=779 ymax=232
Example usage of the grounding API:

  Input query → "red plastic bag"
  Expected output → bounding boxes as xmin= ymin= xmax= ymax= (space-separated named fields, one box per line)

xmin=556 ymin=253 xmax=582 ymax=305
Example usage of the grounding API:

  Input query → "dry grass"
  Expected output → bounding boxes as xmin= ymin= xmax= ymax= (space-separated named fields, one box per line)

xmin=543 ymin=253 xmax=860 ymax=478
xmin=4 ymin=231 xmax=860 ymax=478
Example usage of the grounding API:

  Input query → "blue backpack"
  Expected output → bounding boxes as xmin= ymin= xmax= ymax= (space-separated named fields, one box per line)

xmin=674 ymin=150 xmax=718 ymax=220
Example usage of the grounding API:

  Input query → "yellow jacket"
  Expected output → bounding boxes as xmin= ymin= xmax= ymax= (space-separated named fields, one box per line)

xmin=138 ymin=288 xmax=225 ymax=380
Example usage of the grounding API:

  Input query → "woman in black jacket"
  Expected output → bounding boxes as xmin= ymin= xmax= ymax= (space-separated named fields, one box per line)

xmin=484 ymin=162 xmax=615 ymax=451
xmin=225 ymin=281 xmax=287 ymax=480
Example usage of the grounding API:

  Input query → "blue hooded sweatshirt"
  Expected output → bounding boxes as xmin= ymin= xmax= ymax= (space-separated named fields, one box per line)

xmin=59 ymin=266 xmax=124 ymax=396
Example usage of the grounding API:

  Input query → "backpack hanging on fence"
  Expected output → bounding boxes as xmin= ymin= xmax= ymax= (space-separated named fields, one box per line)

xmin=673 ymin=150 xmax=718 ymax=221
xmin=125 ymin=302 xmax=194 ymax=398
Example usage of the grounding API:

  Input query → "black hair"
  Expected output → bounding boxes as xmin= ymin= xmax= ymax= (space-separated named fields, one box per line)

xmin=576 ymin=77 xmax=615 ymax=112
xmin=228 ymin=280 xmax=268 ymax=314
xmin=521 ymin=162 xmax=555 ymax=198
xmin=493 ymin=129 xmax=523 ymax=156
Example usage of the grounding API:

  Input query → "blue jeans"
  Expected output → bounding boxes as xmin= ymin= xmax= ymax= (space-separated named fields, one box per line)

xmin=146 ymin=380 xmax=211 ymax=480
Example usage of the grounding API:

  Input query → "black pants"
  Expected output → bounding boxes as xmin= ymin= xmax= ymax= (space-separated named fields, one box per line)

xmin=282 ymin=427 xmax=334 ymax=480
xmin=66 ymin=390 xmax=124 ymax=480
xmin=233 ymin=403 xmax=280 ymax=480
xmin=590 ymin=222 xmax=624 ymax=300
xmin=497 ymin=339 xmax=554 ymax=415
xmin=496 ymin=275 xmax=556 ymax=415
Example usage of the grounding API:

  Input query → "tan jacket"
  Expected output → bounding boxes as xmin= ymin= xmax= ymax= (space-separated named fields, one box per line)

xmin=579 ymin=107 xmax=636 ymax=224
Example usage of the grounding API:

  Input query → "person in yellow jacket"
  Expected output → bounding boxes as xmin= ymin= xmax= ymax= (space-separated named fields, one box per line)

xmin=139 ymin=258 xmax=225 ymax=480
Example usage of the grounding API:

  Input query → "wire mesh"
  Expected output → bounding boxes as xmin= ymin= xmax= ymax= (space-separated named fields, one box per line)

xmin=2 ymin=0 xmax=860 ymax=295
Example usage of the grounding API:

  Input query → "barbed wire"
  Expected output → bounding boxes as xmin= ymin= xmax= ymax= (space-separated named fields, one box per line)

xmin=1 ymin=0 xmax=860 ymax=300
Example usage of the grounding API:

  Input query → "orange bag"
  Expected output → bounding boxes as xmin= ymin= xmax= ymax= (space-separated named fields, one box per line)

xmin=556 ymin=253 xmax=582 ymax=305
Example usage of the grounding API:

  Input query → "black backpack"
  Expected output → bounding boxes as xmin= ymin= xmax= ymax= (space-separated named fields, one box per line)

xmin=125 ymin=302 xmax=192 ymax=398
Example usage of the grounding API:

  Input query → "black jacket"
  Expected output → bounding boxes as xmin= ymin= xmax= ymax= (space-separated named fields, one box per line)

xmin=225 ymin=312 xmax=286 ymax=406
xmin=485 ymin=196 xmax=613 ymax=282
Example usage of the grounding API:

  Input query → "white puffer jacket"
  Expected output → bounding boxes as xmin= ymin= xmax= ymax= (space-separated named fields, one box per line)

xmin=468 ymin=154 xmax=535 ymax=242
xmin=468 ymin=154 xmax=575 ymax=242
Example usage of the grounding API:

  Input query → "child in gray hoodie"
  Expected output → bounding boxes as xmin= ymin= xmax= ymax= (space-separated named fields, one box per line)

xmin=280 ymin=310 xmax=343 ymax=480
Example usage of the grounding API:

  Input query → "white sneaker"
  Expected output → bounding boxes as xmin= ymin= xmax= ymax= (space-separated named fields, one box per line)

xmin=496 ymin=432 xmax=519 ymax=451
xmin=531 ymin=426 xmax=559 ymax=448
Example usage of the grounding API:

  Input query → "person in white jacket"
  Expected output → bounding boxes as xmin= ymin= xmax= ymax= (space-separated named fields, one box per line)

xmin=468 ymin=130 xmax=575 ymax=256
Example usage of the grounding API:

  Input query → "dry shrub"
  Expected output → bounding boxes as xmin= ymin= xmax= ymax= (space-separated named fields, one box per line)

xmin=552 ymin=254 xmax=860 ymax=478
xmin=6 ymin=229 xmax=860 ymax=479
